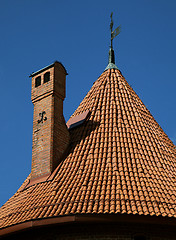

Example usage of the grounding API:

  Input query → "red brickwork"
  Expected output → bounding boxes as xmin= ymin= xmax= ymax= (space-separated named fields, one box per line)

xmin=31 ymin=62 xmax=69 ymax=179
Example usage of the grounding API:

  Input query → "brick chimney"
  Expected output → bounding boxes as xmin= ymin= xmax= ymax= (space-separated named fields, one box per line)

xmin=30 ymin=61 xmax=69 ymax=181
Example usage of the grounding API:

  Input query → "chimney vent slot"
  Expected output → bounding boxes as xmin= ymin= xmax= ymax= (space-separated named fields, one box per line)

xmin=44 ymin=72 xmax=50 ymax=83
xmin=35 ymin=76 xmax=41 ymax=87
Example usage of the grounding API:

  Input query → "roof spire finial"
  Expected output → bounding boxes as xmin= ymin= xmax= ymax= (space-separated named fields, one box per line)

xmin=105 ymin=13 xmax=121 ymax=71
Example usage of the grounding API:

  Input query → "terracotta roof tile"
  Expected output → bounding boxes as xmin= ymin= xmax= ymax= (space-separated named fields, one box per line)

xmin=0 ymin=68 xmax=176 ymax=229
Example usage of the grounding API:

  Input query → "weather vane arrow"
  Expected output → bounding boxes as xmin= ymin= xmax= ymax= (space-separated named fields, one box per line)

xmin=110 ymin=12 xmax=121 ymax=49
xmin=104 ymin=12 xmax=121 ymax=69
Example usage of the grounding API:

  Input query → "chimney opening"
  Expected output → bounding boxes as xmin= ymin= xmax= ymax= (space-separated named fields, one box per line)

xmin=35 ymin=76 xmax=41 ymax=87
xmin=44 ymin=72 xmax=50 ymax=83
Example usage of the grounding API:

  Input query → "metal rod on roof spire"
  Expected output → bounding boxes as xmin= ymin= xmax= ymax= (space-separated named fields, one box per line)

xmin=108 ymin=12 xmax=121 ymax=65
xmin=110 ymin=12 xmax=114 ymax=49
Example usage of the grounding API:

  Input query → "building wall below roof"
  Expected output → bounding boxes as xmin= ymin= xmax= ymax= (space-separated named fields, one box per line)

xmin=1 ymin=222 xmax=176 ymax=240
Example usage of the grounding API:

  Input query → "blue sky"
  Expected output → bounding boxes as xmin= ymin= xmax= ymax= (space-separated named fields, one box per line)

xmin=0 ymin=0 xmax=175 ymax=207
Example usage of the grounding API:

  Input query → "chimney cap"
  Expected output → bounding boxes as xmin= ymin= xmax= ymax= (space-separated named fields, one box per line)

xmin=29 ymin=61 xmax=68 ymax=78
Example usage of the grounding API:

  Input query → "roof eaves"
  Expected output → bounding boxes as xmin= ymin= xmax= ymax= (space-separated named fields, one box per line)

xmin=1 ymin=214 xmax=176 ymax=237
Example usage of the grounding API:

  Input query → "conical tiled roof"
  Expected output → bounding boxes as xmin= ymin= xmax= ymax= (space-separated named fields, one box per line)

xmin=0 ymin=68 xmax=176 ymax=233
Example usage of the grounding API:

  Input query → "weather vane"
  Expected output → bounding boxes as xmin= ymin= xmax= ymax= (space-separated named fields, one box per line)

xmin=110 ymin=12 xmax=121 ymax=49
